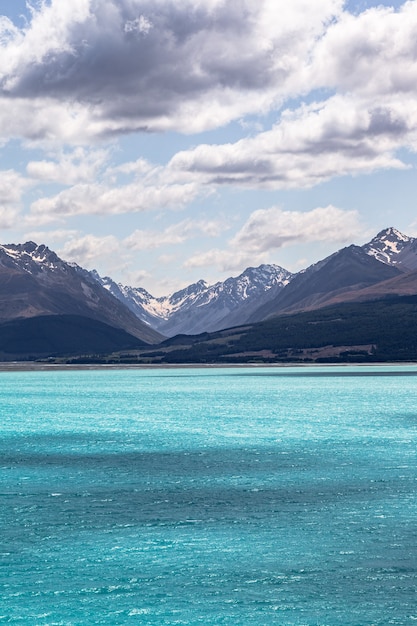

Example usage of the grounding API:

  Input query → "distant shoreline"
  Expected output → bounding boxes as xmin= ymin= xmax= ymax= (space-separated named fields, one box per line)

xmin=0 ymin=361 xmax=416 ymax=372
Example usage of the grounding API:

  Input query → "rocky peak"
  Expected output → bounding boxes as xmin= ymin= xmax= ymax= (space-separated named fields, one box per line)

xmin=363 ymin=227 xmax=417 ymax=270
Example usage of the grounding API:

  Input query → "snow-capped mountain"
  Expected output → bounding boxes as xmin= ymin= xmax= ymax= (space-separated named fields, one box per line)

xmin=160 ymin=264 xmax=293 ymax=336
xmin=248 ymin=244 xmax=403 ymax=322
xmin=92 ymin=264 xmax=293 ymax=336
xmin=86 ymin=227 xmax=417 ymax=338
xmin=89 ymin=270 xmax=165 ymax=327
xmin=247 ymin=227 xmax=417 ymax=321
xmin=362 ymin=227 xmax=417 ymax=270
xmin=1 ymin=241 xmax=67 ymax=274
xmin=3 ymin=226 xmax=416 ymax=354
xmin=0 ymin=241 xmax=162 ymax=344
xmin=93 ymin=229 xmax=417 ymax=336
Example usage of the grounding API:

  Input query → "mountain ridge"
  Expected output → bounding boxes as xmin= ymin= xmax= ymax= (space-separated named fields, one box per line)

xmin=0 ymin=242 xmax=163 ymax=344
xmin=89 ymin=226 xmax=417 ymax=336
xmin=248 ymin=242 xmax=404 ymax=322
xmin=93 ymin=263 xmax=293 ymax=336
xmin=363 ymin=227 xmax=417 ymax=269
xmin=1 ymin=226 xmax=417 ymax=360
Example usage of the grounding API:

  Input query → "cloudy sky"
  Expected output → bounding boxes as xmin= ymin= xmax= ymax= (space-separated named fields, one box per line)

xmin=0 ymin=0 xmax=416 ymax=295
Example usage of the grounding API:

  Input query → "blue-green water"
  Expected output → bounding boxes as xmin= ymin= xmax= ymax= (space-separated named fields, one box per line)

xmin=1 ymin=365 xmax=416 ymax=625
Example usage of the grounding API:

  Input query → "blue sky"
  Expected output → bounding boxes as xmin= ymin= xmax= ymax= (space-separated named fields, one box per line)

xmin=0 ymin=0 xmax=416 ymax=295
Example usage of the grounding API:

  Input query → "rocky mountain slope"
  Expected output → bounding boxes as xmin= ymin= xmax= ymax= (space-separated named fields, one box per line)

xmin=91 ymin=226 xmax=417 ymax=336
xmin=363 ymin=227 xmax=417 ymax=269
xmin=248 ymin=243 xmax=403 ymax=322
xmin=306 ymin=268 xmax=417 ymax=309
xmin=0 ymin=242 xmax=162 ymax=344
xmin=94 ymin=264 xmax=293 ymax=336
xmin=1 ymin=226 xmax=417 ymax=360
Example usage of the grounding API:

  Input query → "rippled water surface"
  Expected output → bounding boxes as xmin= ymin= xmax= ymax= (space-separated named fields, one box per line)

xmin=1 ymin=365 xmax=417 ymax=625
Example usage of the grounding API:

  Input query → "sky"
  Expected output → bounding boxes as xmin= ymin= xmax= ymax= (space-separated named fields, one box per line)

xmin=0 ymin=0 xmax=416 ymax=296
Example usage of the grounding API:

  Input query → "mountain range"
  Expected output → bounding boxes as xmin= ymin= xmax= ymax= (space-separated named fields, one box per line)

xmin=0 ymin=241 xmax=162 ymax=356
xmin=93 ymin=263 xmax=293 ymax=336
xmin=92 ymin=226 xmax=417 ymax=335
xmin=0 ymin=226 xmax=417 ymax=360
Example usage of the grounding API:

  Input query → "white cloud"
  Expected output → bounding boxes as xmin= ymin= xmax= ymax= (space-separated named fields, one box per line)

xmin=0 ymin=2 xmax=90 ymax=89
xmin=108 ymin=159 xmax=154 ymax=178
xmin=311 ymin=1 xmax=417 ymax=97
xmin=169 ymin=93 xmax=412 ymax=188
xmin=206 ymin=1 xmax=417 ymax=188
xmin=23 ymin=228 xmax=79 ymax=243
xmin=185 ymin=205 xmax=364 ymax=271
xmin=30 ymin=179 xmax=202 ymax=221
xmin=26 ymin=147 xmax=109 ymax=184
xmin=58 ymin=233 xmax=121 ymax=266
xmin=0 ymin=0 xmax=414 ymax=161
xmin=231 ymin=205 xmax=363 ymax=252
xmin=21 ymin=202 xmax=364 ymax=292
xmin=23 ymin=150 xmax=212 ymax=223
xmin=0 ymin=0 xmax=343 ymax=141
xmin=0 ymin=205 xmax=21 ymax=229
xmin=124 ymin=15 xmax=153 ymax=35
xmin=0 ymin=0 xmax=414 ymax=197
xmin=0 ymin=169 xmax=30 ymax=205
xmin=0 ymin=16 xmax=20 ymax=46
xmin=0 ymin=169 xmax=32 ymax=227
xmin=0 ymin=97 xmax=99 ymax=145
xmin=125 ymin=217 xmax=228 ymax=251
xmin=0 ymin=0 xmax=415 ymax=295
xmin=184 ymin=248 xmax=258 ymax=272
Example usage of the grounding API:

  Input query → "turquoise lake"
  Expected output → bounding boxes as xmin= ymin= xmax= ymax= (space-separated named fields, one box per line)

xmin=1 ymin=365 xmax=416 ymax=625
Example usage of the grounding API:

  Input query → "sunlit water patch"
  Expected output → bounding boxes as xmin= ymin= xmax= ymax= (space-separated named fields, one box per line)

xmin=1 ymin=366 xmax=416 ymax=624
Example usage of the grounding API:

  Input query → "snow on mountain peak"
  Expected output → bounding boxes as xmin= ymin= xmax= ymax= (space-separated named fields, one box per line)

xmin=87 ymin=262 xmax=293 ymax=335
xmin=375 ymin=227 xmax=410 ymax=242
xmin=0 ymin=241 xmax=63 ymax=273
xmin=4 ymin=227 xmax=417 ymax=339
xmin=363 ymin=227 xmax=417 ymax=270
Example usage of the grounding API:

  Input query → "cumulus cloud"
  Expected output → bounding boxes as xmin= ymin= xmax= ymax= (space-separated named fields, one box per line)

xmin=183 ymin=248 xmax=256 ymax=272
xmin=24 ymin=149 xmax=213 ymax=222
xmin=30 ymin=179 xmax=202 ymax=221
xmin=169 ymin=93 xmax=412 ymax=188
xmin=23 ymin=203 xmax=364 ymax=291
xmin=0 ymin=0 xmax=416 ymax=295
xmin=0 ymin=0 xmax=343 ymax=141
xmin=311 ymin=1 xmax=417 ymax=97
xmin=54 ymin=219 xmax=229 ymax=289
xmin=125 ymin=217 xmax=228 ymax=250
xmin=185 ymin=205 xmax=364 ymax=271
xmin=162 ymin=1 xmax=417 ymax=187
xmin=124 ymin=15 xmax=153 ymax=35
xmin=24 ymin=228 xmax=79 ymax=243
xmin=58 ymin=233 xmax=121 ymax=266
xmin=2 ymin=0 xmax=414 ymax=257
xmin=231 ymin=205 xmax=363 ymax=252
xmin=0 ymin=0 xmax=414 ymax=197
xmin=0 ymin=205 xmax=21 ymax=229
xmin=0 ymin=169 xmax=30 ymax=205
xmin=26 ymin=147 xmax=109 ymax=185
xmin=0 ymin=169 xmax=32 ymax=227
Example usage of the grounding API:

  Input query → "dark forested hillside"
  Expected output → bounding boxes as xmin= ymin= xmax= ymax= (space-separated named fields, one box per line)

xmin=131 ymin=296 xmax=417 ymax=364
xmin=0 ymin=315 xmax=146 ymax=360
xmin=249 ymin=245 xmax=403 ymax=322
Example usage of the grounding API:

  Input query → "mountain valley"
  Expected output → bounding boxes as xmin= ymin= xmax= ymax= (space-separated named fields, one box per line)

xmin=91 ymin=226 xmax=417 ymax=335
xmin=0 ymin=227 xmax=417 ymax=361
